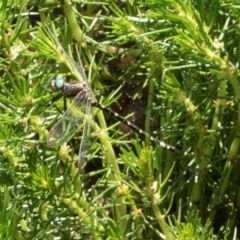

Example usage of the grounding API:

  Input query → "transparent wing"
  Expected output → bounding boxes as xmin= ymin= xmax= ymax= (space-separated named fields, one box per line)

xmin=47 ymin=91 xmax=90 ymax=148
xmin=44 ymin=24 xmax=96 ymax=101
xmin=45 ymin=24 xmax=97 ymax=167
xmin=78 ymin=105 xmax=94 ymax=172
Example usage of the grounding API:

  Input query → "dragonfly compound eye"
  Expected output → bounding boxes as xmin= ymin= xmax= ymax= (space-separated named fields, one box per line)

xmin=52 ymin=76 xmax=66 ymax=90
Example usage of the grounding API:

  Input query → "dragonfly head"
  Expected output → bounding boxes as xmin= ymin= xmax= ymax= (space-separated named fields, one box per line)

xmin=52 ymin=76 xmax=66 ymax=91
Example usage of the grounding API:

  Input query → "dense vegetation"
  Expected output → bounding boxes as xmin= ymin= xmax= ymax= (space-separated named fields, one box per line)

xmin=0 ymin=0 xmax=239 ymax=239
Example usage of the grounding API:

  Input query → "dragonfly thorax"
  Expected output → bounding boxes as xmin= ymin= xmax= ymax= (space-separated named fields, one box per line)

xmin=52 ymin=76 xmax=89 ymax=98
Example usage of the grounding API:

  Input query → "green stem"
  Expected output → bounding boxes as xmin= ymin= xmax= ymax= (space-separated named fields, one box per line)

xmin=19 ymin=0 xmax=28 ymax=42
xmin=150 ymin=192 xmax=173 ymax=240
xmin=145 ymin=77 xmax=154 ymax=135
xmin=63 ymin=0 xmax=84 ymax=45
xmin=219 ymin=101 xmax=240 ymax=196
xmin=62 ymin=196 xmax=104 ymax=240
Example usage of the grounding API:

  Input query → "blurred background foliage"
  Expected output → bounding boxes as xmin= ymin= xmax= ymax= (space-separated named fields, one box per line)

xmin=0 ymin=0 xmax=240 ymax=239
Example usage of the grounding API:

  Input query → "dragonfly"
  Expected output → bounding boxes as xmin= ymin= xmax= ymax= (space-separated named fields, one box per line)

xmin=46 ymin=28 xmax=180 ymax=171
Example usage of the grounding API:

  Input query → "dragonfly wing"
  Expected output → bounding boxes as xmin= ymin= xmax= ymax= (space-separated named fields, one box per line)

xmin=47 ymin=90 xmax=89 ymax=148
xmin=44 ymin=25 xmax=96 ymax=101
xmin=78 ymin=105 xmax=94 ymax=172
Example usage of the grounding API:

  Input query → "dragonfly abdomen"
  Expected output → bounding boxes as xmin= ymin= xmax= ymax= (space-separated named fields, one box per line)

xmin=91 ymin=101 xmax=180 ymax=153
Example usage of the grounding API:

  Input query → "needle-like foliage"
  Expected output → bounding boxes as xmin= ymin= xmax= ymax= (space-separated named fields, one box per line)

xmin=0 ymin=0 xmax=239 ymax=239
